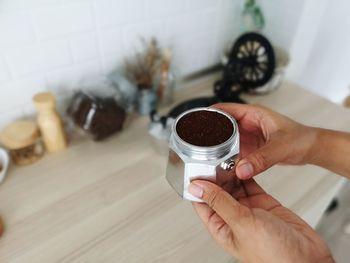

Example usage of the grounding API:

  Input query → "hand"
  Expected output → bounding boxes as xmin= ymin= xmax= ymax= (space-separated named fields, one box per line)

xmin=189 ymin=180 xmax=334 ymax=263
xmin=213 ymin=103 xmax=318 ymax=180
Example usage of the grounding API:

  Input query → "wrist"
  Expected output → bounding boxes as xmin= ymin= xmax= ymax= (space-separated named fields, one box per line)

xmin=305 ymin=127 xmax=338 ymax=167
xmin=302 ymin=127 xmax=324 ymax=165
xmin=305 ymin=128 xmax=350 ymax=178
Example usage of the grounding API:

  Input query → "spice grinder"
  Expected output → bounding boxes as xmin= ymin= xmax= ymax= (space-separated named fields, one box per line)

xmin=166 ymin=107 xmax=240 ymax=202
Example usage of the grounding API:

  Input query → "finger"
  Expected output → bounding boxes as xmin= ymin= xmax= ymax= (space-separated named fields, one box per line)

xmin=211 ymin=103 xmax=254 ymax=121
xmin=241 ymin=179 xmax=266 ymax=196
xmin=189 ymin=180 xmax=251 ymax=228
xmin=192 ymin=202 xmax=236 ymax=252
xmin=236 ymin=139 xmax=289 ymax=179
xmin=192 ymin=202 xmax=227 ymax=233
xmin=192 ymin=202 xmax=215 ymax=225
xmin=234 ymin=179 xmax=266 ymax=207
xmin=240 ymin=179 xmax=281 ymax=211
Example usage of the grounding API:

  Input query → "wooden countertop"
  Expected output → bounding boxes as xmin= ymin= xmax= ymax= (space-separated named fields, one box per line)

xmin=0 ymin=75 xmax=349 ymax=262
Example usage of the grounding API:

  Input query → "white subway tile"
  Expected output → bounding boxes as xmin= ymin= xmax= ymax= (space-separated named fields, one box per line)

xmin=0 ymin=56 xmax=12 ymax=83
xmin=216 ymin=25 xmax=239 ymax=55
xmin=197 ymin=33 xmax=220 ymax=67
xmin=95 ymin=0 xmax=144 ymax=28
xmin=70 ymin=33 xmax=99 ymax=63
xmin=165 ymin=13 xmax=202 ymax=39
xmin=216 ymin=0 xmax=241 ymax=50
xmin=145 ymin=0 xmax=186 ymax=18
xmin=6 ymin=40 xmax=72 ymax=77
xmin=21 ymin=102 xmax=36 ymax=121
xmin=174 ymin=55 xmax=201 ymax=77
xmin=200 ymin=9 xmax=220 ymax=31
xmin=122 ymin=23 xmax=148 ymax=55
xmin=0 ymin=0 xmax=62 ymax=11
xmin=0 ymin=76 xmax=47 ymax=113
xmin=172 ymin=34 xmax=203 ymax=76
xmin=0 ymin=13 xmax=36 ymax=48
xmin=147 ymin=20 xmax=166 ymax=44
xmin=32 ymin=3 xmax=94 ymax=39
xmin=62 ymin=0 xmax=93 ymax=3
xmin=102 ymin=56 xmax=124 ymax=74
xmin=186 ymin=0 xmax=217 ymax=11
xmin=220 ymin=0 xmax=240 ymax=26
xmin=99 ymin=28 xmax=124 ymax=57
xmin=173 ymin=30 xmax=220 ymax=76
xmin=46 ymin=59 xmax=102 ymax=94
xmin=122 ymin=21 xmax=165 ymax=55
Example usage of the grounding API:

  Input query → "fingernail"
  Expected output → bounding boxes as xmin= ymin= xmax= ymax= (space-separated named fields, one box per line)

xmin=236 ymin=161 xmax=254 ymax=179
xmin=189 ymin=183 xmax=204 ymax=198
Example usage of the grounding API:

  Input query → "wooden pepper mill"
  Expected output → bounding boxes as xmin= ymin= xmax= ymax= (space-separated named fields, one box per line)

xmin=33 ymin=92 xmax=67 ymax=152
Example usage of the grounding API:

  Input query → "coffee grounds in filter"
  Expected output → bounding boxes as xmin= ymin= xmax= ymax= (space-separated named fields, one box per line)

xmin=176 ymin=110 xmax=233 ymax=147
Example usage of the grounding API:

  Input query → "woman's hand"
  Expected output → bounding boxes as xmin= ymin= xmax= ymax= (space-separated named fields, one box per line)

xmin=213 ymin=103 xmax=318 ymax=180
xmin=189 ymin=180 xmax=334 ymax=263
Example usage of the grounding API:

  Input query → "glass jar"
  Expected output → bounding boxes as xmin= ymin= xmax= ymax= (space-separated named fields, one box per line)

xmin=137 ymin=89 xmax=157 ymax=115
xmin=166 ymin=108 xmax=241 ymax=202
xmin=0 ymin=121 xmax=44 ymax=165
xmin=67 ymin=87 xmax=126 ymax=141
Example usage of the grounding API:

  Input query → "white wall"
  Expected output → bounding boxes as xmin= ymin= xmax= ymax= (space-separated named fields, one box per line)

xmin=255 ymin=0 xmax=350 ymax=105
xmin=2 ymin=0 xmax=347 ymax=129
xmin=259 ymin=0 xmax=304 ymax=52
xmin=287 ymin=0 xmax=350 ymax=104
xmin=0 ymin=0 xmax=240 ymax=128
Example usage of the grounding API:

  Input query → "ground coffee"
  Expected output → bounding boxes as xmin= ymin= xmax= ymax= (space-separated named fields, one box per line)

xmin=176 ymin=110 xmax=233 ymax=147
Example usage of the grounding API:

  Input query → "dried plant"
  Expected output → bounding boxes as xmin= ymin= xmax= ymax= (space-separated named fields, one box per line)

xmin=124 ymin=38 xmax=162 ymax=90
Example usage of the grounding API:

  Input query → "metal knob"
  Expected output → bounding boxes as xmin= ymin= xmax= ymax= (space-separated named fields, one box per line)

xmin=220 ymin=155 xmax=240 ymax=171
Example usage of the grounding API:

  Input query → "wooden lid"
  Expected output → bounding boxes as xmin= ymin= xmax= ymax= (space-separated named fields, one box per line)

xmin=33 ymin=92 xmax=56 ymax=110
xmin=0 ymin=121 xmax=39 ymax=150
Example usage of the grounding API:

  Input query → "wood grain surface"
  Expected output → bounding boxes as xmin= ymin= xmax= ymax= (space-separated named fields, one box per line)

xmin=0 ymin=75 xmax=349 ymax=262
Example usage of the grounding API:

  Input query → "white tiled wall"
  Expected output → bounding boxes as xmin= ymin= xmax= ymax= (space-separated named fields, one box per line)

xmin=0 ymin=0 xmax=241 ymax=128
xmin=0 ymin=0 xmax=316 ymax=129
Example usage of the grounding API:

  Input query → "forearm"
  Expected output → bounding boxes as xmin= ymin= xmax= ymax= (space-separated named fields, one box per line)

xmin=307 ymin=128 xmax=350 ymax=179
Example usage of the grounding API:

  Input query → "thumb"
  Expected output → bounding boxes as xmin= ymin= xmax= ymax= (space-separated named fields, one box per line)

xmin=236 ymin=140 xmax=288 ymax=179
xmin=189 ymin=180 xmax=251 ymax=229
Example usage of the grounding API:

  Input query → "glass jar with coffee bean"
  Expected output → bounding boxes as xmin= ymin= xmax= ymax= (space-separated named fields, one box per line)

xmin=67 ymin=86 xmax=126 ymax=141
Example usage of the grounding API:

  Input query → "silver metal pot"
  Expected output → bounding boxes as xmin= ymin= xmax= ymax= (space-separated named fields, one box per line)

xmin=166 ymin=108 xmax=241 ymax=202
